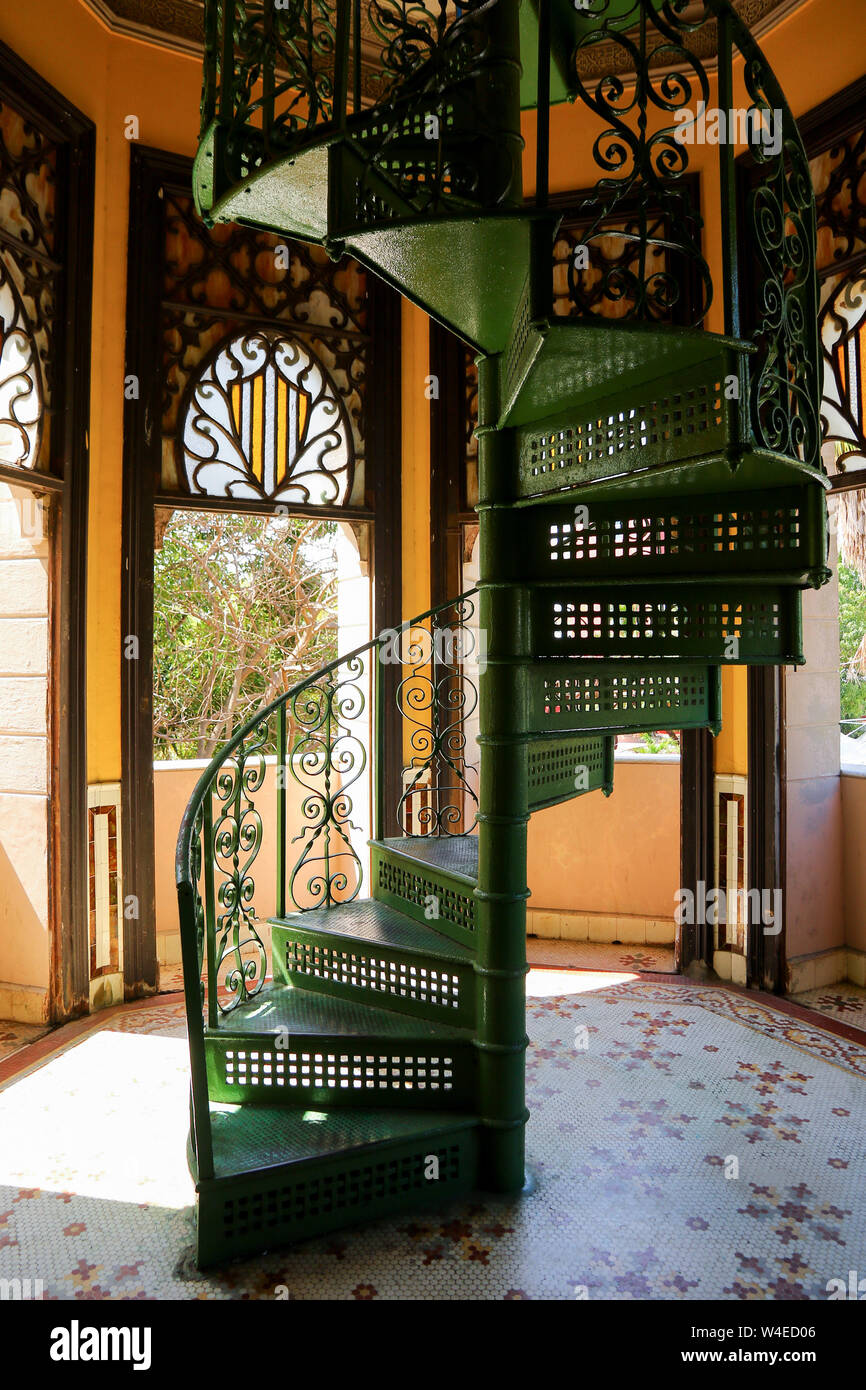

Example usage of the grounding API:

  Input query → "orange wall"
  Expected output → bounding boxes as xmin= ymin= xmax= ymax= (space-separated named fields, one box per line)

xmin=523 ymin=0 xmax=866 ymax=781
xmin=0 ymin=0 xmax=203 ymax=783
xmin=2 ymin=0 xmax=862 ymax=827
xmin=528 ymin=760 xmax=680 ymax=920
xmin=401 ymin=300 xmax=431 ymax=619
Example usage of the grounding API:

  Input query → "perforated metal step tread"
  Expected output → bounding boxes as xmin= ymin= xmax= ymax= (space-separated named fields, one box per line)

xmin=499 ymin=318 xmax=753 ymax=428
xmin=269 ymin=899 xmax=474 ymax=961
xmin=208 ymin=1103 xmax=477 ymax=1180
xmin=210 ymin=982 xmax=469 ymax=1040
xmin=376 ymin=835 xmax=479 ymax=882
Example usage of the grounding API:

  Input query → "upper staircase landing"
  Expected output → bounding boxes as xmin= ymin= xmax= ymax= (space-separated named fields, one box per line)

xmin=194 ymin=0 xmax=823 ymax=484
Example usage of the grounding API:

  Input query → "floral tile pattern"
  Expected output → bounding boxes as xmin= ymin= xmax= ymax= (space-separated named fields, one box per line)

xmin=526 ymin=939 xmax=676 ymax=974
xmin=0 ymin=1021 xmax=50 ymax=1064
xmin=0 ymin=975 xmax=864 ymax=1299
xmin=790 ymin=982 xmax=866 ymax=1033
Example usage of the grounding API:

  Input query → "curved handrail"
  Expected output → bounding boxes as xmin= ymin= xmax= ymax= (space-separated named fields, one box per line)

xmin=175 ymin=587 xmax=478 ymax=894
xmin=176 ymin=589 xmax=478 ymax=1178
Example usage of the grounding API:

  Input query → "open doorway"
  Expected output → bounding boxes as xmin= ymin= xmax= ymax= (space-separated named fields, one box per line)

xmin=151 ymin=510 xmax=371 ymax=982
xmin=121 ymin=147 xmax=402 ymax=998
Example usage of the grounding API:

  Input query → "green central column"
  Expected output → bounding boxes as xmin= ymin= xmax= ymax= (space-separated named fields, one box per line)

xmin=474 ymin=352 xmax=530 ymax=1192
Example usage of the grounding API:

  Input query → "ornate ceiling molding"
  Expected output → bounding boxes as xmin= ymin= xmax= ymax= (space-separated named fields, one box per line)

xmin=80 ymin=0 xmax=204 ymax=57
xmin=81 ymin=0 xmax=810 ymax=64
xmin=572 ymin=0 xmax=812 ymax=82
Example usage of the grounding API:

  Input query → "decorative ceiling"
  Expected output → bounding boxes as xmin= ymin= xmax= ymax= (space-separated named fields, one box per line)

xmin=84 ymin=0 xmax=809 ymax=61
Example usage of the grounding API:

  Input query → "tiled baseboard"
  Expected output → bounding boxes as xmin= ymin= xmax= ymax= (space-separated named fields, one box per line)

xmin=0 ymin=981 xmax=48 ymax=1023
xmin=157 ymin=933 xmax=182 ymax=967
xmin=527 ymin=909 xmax=675 ymax=945
xmin=787 ymin=947 xmax=866 ymax=994
xmin=712 ymin=949 xmax=747 ymax=986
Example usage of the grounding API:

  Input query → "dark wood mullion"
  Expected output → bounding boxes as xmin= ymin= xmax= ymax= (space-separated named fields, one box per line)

xmin=679 ymin=729 xmax=715 ymax=972
xmin=159 ymin=298 xmax=372 ymax=346
xmin=52 ymin=125 xmax=95 ymax=1020
xmin=121 ymin=147 xmax=169 ymax=998
xmin=747 ymin=666 xmax=783 ymax=992
xmin=731 ymin=84 xmax=866 ymax=991
xmin=796 ymin=74 xmax=866 ymax=153
xmin=154 ymin=492 xmax=375 ymax=522
xmin=429 ymin=320 xmax=467 ymax=608
xmin=0 ymin=41 xmax=95 ymax=1022
xmin=367 ymin=269 xmax=403 ymax=839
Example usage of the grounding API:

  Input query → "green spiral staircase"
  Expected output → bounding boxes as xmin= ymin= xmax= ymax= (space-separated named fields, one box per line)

xmin=177 ymin=0 xmax=829 ymax=1266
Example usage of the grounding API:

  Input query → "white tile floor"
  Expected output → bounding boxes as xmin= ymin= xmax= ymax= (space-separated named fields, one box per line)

xmin=1 ymin=969 xmax=864 ymax=1298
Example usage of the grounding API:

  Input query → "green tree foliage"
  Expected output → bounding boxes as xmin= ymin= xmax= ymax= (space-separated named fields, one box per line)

xmin=153 ymin=511 xmax=340 ymax=759
xmin=839 ymin=560 xmax=866 ymax=737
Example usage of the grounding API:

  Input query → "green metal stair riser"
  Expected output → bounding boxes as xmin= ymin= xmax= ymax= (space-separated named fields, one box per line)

xmin=526 ymin=734 xmax=614 ymax=811
xmin=185 ymin=0 xmax=831 ymax=1257
xmin=530 ymin=663 xmax=723 ymax=736
xmin=532 ymin=585 xmax=804 ymax=665
xmin=205 ymin=1036 xmax=474 ymax=1109
xmin=513 ymin=353 xmax=739 ymax=484
xmin=330 ymin=93 xmax=525 ymax=240
xmin=195 ymin=1127 xmax=479 ymax=1268
xmin=502 ymin=485 xmax=829 ymax=587
xmin=371 ymin=845 xmax=477 ymax=945
xmin=270 ymin=922 xmax=476 ymax=1028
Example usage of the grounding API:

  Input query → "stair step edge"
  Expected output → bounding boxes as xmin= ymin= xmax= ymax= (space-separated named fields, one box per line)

xmin=206 ymin=983 xmax=473 ymax=1041
xmin=267 ymin=900 xmax=475 ymax=962
xmin=372 ymin=837 xmax=478 ymax=886
xmin=204 ymin=1106 xmax=479 ymax=1184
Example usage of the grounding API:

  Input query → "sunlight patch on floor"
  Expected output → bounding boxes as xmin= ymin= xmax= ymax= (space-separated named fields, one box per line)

xmin=0 ymin=1029 xmax=193 ymax=1210
xmin=526 ymin=967 xmax=638 ymax=996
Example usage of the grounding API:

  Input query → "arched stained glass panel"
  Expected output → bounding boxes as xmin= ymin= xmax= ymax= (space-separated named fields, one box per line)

xmin=0 ymin=258 xmax=43 ymax=470
xmin=178 ymin=331 xmax=353 ymax=505
xmin=820 ymin=272 xmax=866 ymax=469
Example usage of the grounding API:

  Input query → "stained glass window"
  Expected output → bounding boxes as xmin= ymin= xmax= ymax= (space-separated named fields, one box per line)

xmin=0 ymin=260 xmax=42 ymax=469
xmin=820 ymin=272 xmax=866 ymax=470
xmin=177 ymin=330 xmax=354 ymax=505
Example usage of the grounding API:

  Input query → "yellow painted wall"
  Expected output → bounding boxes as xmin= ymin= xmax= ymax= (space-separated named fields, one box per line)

xmin=0 ymin=1 xmax=203 ymax=785
xmin=400 ymin=300 xmax=431 ymax=620
xmin=522 ymin=0 xmax=866 ymax=780
xmin=0 ymin=0 xmax=860 ymax=850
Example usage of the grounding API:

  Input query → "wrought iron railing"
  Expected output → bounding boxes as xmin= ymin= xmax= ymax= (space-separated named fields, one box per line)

xmin=198 ymin=0 xmax=820 ymax=475
xmin=177 ymin=588 xmax=478 ymax=1004
xmin=176 ymin=588 xmax=479 ymax=1170
xmin=199 ymin=0 xmax=524 ymax=216
xmin=531 ymin=0 xmax=821 ymax=470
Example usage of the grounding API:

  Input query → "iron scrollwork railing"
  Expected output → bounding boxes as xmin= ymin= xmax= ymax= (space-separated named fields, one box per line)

xmin=199 ymin=0 xmax=523 ymax=220
xmin=564 ymin=0 xmax=714 ymax=325
xmin=548 ymin=0 xmax=820 ymax=472
xmin=176 ymin=589 xmax=479 ymax=1034
xmin=726 ymin=7 xmax=822 ymax=472
xmin=392 ymin=592 xmax=480 ymax=835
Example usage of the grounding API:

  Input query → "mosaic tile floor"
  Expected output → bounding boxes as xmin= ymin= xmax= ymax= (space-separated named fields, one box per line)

xmin=158 ymin=964 xmax=184 ymax=993
xmin=0 ymin=1021 xmax=50 ymax=1063
xmin=789 ymin=982 xmax=866 ymax=1033
xmin=526 ymin=938 xmax=676 ymax=974
xmin=1 ymin=971 xmax=864 ymax=1300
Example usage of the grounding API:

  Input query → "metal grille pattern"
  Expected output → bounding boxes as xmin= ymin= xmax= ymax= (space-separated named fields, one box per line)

xmin=528 ymin=737 xmax=606 ymax=794
xmin=219 ymin=1044 xmax=460 ymax=1097
xmin=523 ymin=375 xmax=725 ymax=494
xmin=376 ymin=857 xmax=476 ymax=935
xmin=539 ymin=589 xmax=800 ymax=664
xmin=544 ymin=494 xmax=815 ymax=574
xmin=284 ymin=937 xmax=463 ymax=1012
xmin=216 ymin=1140 xmax=466 ymax=1251
xmin=537 ymin=666 xmax=720 ymax=734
